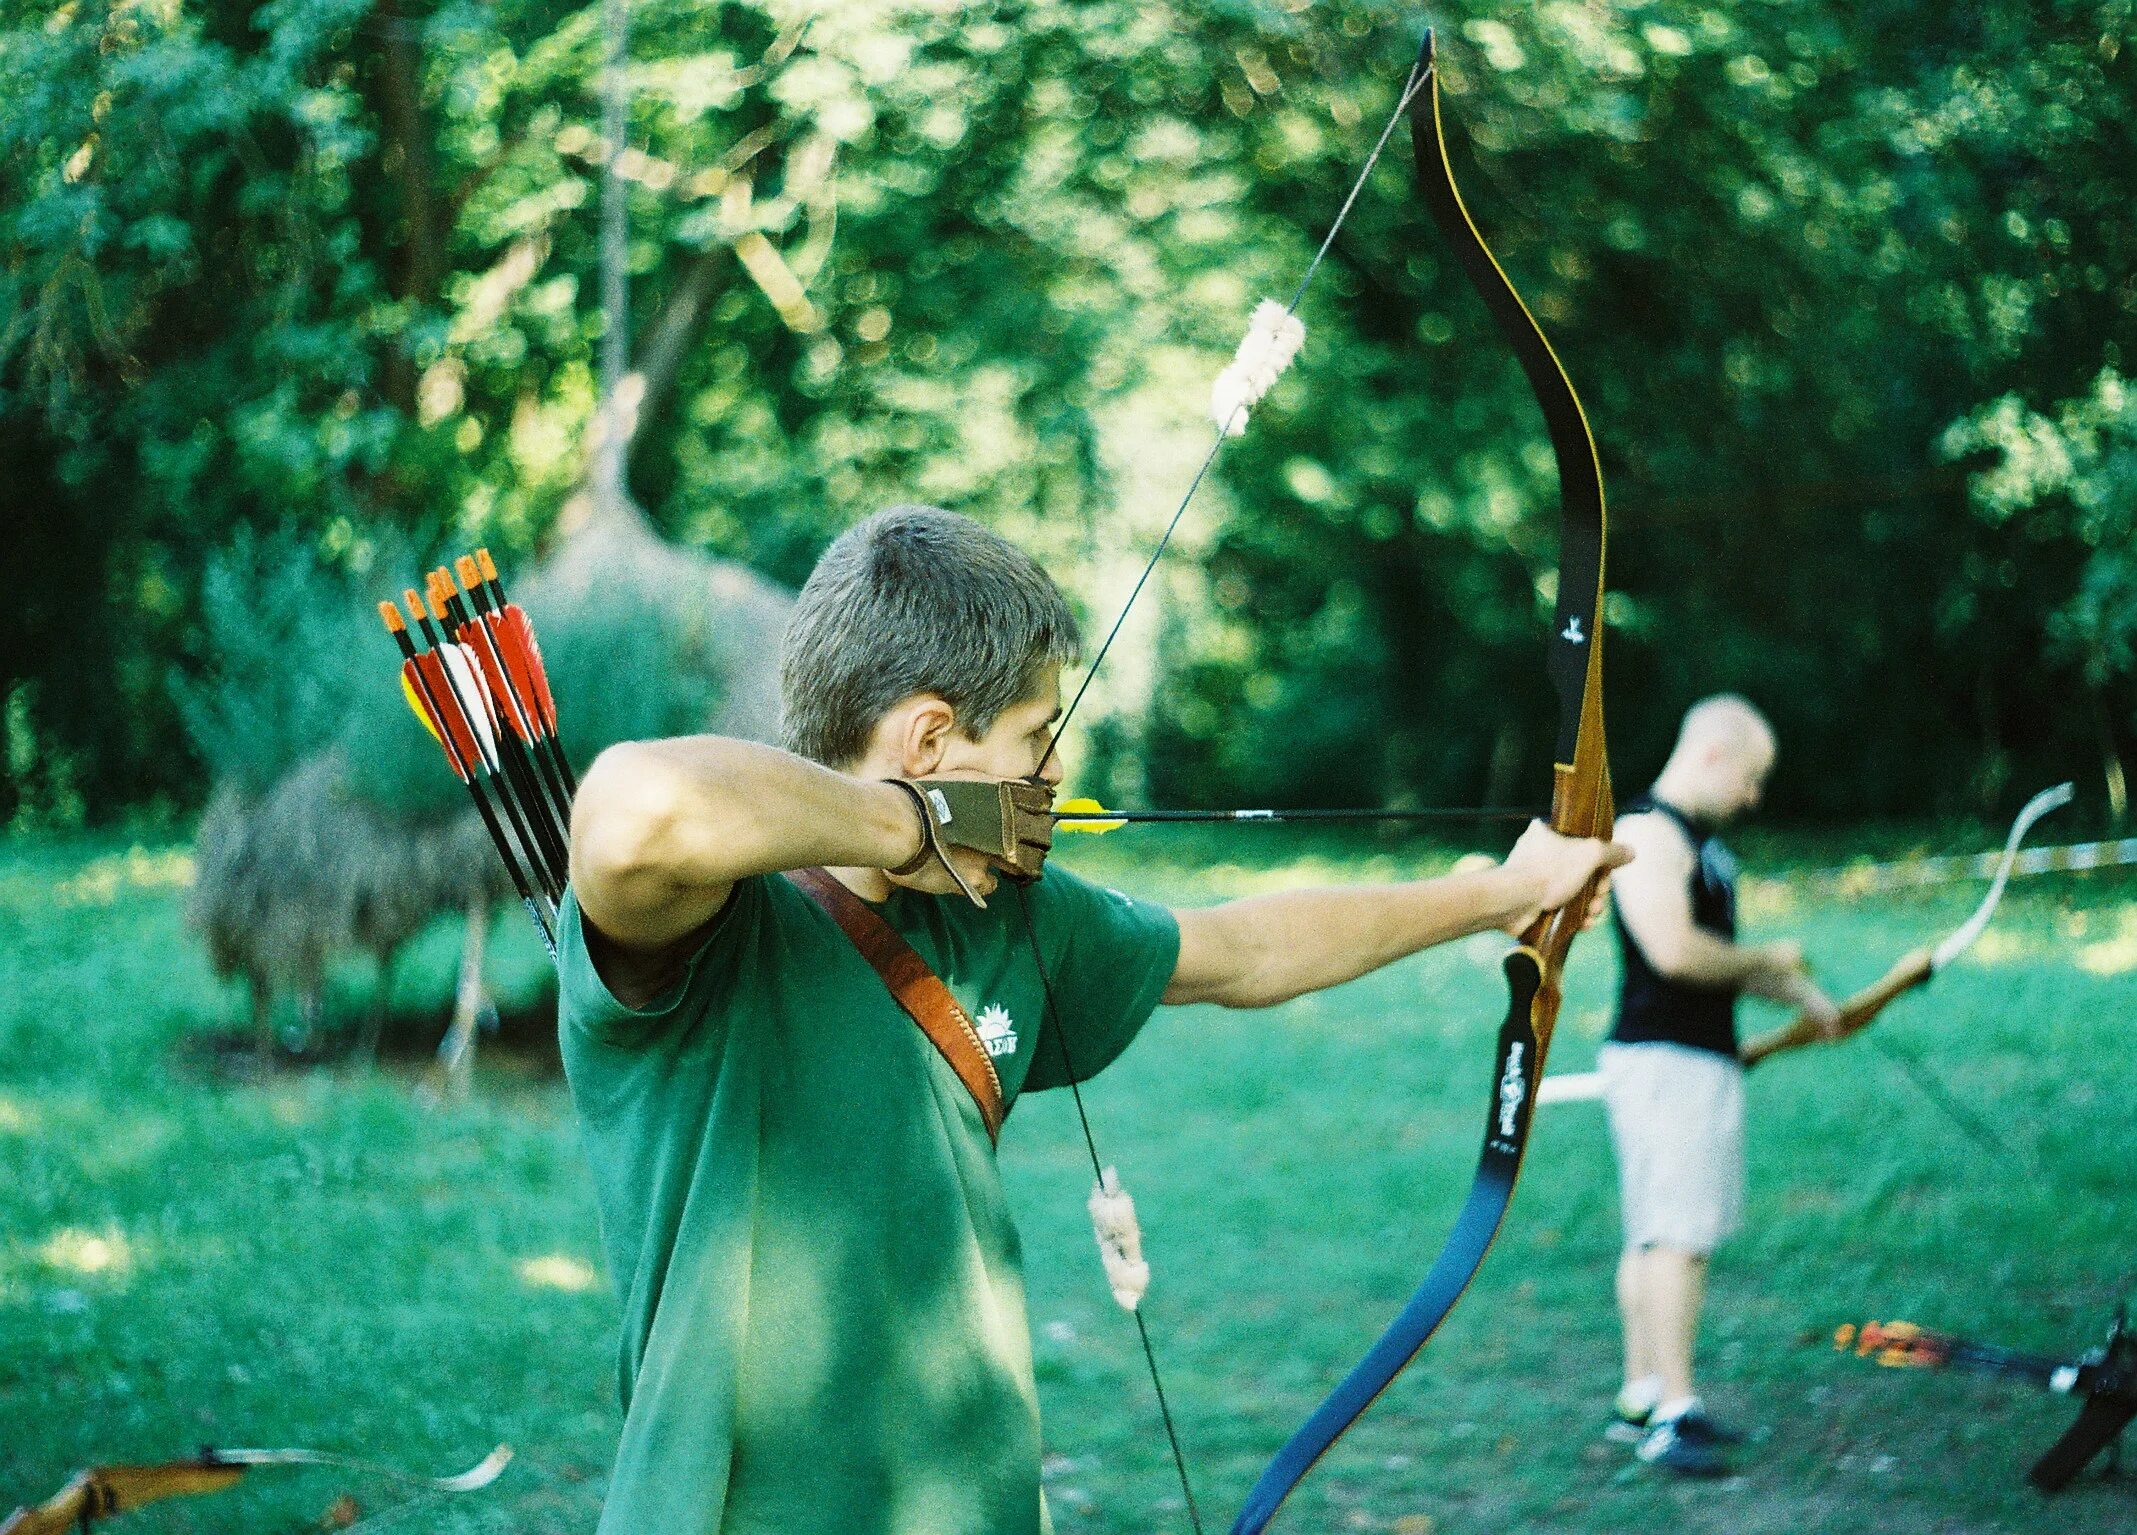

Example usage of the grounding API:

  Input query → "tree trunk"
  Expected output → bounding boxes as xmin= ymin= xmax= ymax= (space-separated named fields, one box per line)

xmin=590 ymin=0 xmax=632 ymax=510
xmin=374 ymin=3 xmax=445 ymax=413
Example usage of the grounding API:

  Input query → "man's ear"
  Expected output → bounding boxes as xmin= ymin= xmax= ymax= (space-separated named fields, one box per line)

xmin=896 ymin=693 xmax=958 ymax=775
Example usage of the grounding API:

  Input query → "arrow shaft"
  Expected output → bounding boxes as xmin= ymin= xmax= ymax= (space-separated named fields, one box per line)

xmin=1054 ymin=805 xmax=1537 ymax=825
xmin=388 ymin=617 xmax=556 ymax=953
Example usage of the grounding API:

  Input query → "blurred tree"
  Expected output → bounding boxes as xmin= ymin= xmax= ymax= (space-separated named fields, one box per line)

xmin=1 ymin=1 xmax=2129 ymax=824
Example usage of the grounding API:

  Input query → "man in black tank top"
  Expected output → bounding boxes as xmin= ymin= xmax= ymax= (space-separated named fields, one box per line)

xmin=1602 ymin=696 xmax=1838 ymax=1477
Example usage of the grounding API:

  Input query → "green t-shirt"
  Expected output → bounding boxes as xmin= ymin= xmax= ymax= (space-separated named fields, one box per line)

xmin=559 ymin=863 xmax=1181 ymax=1535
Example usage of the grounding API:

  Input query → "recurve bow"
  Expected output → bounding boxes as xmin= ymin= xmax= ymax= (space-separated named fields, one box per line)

xmin=1739 ymin=781 xmax=2073 ymax=1068
xmin=0 ymin=1444 xmax=511 ymax=1535
xmin=1226 ymin=27 xmax=1614 ymax=1533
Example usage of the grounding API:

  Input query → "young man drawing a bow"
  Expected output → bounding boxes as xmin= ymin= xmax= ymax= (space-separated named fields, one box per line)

xmin=562 ymin=505 xmax=1627 ymax=1535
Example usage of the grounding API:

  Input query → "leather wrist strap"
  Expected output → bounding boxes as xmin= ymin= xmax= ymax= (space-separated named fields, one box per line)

xmin=882 ymin=779 xmax=936 ymax=878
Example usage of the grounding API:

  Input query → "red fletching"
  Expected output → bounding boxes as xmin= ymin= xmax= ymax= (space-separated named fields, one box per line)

xmin=400 ymin=661 xmax=467 ymax=779
xmin=407 ymin=645 xmax=496 ymax=774
xmin=488 ymin=605 xmax=557 ymax=732
xmin=456 ymin=614 xmax=537 ymax=745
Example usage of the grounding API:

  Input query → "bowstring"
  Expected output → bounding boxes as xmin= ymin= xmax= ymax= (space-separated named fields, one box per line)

xmin=1866 ymin=1034 xmax=2034 ymax=1171
xmin=1040 ymin=55 xmax=1436 ymax=775
xmin=1014 ymin=881 xmax=1205 ymax=1535
xmin=1016 ymin=52 xmax=1440 ymax=1535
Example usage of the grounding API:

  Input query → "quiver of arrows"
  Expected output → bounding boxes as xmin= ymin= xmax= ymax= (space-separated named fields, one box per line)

xmin=379 ymin=552 xmax=575 ymax=957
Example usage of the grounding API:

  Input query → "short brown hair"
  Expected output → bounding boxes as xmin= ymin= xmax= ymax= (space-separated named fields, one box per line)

xmin=780 ymin=506 xmax=1080 ymax=767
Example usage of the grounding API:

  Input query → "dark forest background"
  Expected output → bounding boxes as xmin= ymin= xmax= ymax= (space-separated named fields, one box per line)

xmin=4 ymin=0 xmax=2132 ymax=826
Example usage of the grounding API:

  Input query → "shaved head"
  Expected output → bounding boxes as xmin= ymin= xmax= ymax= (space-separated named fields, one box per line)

xmin=1655 ymin=693 xmax=1776 ymax=824
xmin=1674 ymin=694 xmax=1774 ymax=759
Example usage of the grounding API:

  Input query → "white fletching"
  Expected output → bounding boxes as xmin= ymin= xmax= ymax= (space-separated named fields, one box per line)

xmin=438 ymin=642 xmax=500 ymax=770
xmin=1087 ymin=1166 xmax=1150 ymax=1311
xmin=1210 ymin=299 xmax=1306 ymax=438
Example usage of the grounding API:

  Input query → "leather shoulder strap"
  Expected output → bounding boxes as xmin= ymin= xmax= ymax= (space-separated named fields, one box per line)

xmin=784 ymin=868 xmax=1005 ymax=1144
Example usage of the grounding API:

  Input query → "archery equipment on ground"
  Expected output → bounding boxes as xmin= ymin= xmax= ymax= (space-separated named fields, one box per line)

xmin=1835 ymin=1313 xmax=2135 ymax=1492
xmin=1 ymin=1443 xmax=510 ymax=1534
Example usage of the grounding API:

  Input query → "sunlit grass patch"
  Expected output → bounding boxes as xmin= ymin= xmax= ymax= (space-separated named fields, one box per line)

xmin=518 ymin=1254 xmax=603 ymax=1293
xmin=49 ymin=845 xmax=196 ymax=908
xmin=36 ymin=1226 xmax=134 ymax=1279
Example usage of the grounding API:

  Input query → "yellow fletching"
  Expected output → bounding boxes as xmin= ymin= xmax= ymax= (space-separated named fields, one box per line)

xmin=401 ymin=671 xmax=442 ymax=743
xmin=1056 ymin=796 xmax=1125 ymax=834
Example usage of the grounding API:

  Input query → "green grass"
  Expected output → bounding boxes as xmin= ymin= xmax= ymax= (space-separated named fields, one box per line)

xmin=2 ymin=825 xmax=2133 ymax=1533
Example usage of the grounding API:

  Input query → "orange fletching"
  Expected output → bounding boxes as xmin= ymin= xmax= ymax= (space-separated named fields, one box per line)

xmin=476 ymin=548 xmax=499 ymax=582
xmin=379 ymin=601 xmax=406 ymax=634
xmin=491 ymin=605 xmax=557 ymax=731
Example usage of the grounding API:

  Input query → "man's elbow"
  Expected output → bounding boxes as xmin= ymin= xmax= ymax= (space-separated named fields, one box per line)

xmin=1164 ymin=958 xmax=1302 ymax=1010
xmin=569 ymin=743 xmax=682 ymax=900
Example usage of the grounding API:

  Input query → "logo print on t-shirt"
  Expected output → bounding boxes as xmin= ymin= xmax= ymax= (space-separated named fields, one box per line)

xmin=976 ymin=1003 xmax=1019 ymax=1058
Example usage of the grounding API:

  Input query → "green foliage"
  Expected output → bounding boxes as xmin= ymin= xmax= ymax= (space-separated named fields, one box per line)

xmin=169 ymin=529 xmax=377 ymax=794
xmin=1947 ymin=368 xmax=2137 ymax=689
xmin=532 ymin=580 xmax=726 ymax=768
xmin=3 ymin=2 xmax=2133 ymax=820
xmin=164 ymin=524 xmax=728 ymax=816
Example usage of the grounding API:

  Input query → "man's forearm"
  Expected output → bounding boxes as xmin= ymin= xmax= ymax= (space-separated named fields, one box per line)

xmin=571 ymin=736 xmax=920 ymax=934
xmin=1168 ymin=865 xmax=1539 ymax=1008
xmin=1647 ymin=928 xmax=1771 ymax=990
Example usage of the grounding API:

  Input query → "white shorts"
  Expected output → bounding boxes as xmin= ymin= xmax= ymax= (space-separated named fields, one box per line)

xmin=1600 ymin=1040 xmax=1745 ymax=1255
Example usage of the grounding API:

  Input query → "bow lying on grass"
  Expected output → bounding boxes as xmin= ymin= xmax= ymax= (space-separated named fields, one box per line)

xmin=1 ymin=1443 xmax=512 ymax=1534
xmin=1835 ymin=1311 xmax=2135 ymax=1492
